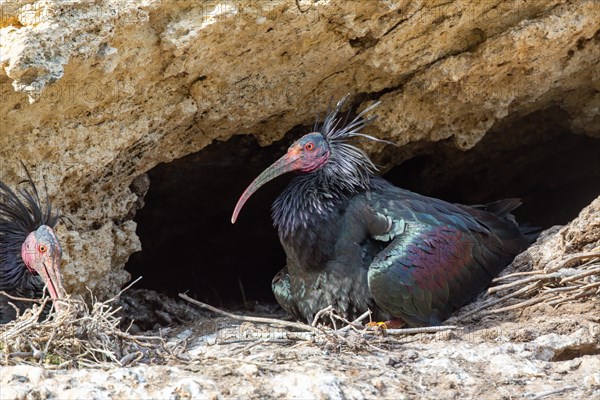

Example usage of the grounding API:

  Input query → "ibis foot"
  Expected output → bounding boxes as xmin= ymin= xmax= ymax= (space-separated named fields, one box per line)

xmin=366 ymin=319 xmax=405 ymax=330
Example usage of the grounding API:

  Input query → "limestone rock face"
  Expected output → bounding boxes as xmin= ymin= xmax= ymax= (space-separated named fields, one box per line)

xmin=1 ymin=0 xmax=599 ymax=297
xmin=505 ymin=196 xmax=600 ymax=278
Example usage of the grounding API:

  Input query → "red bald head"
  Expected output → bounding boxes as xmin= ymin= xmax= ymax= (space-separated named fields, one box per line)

xmin=231 ymin=132 xmax=331 ymax=223
xmin=21 ymin=225 xmax=66 ymax=301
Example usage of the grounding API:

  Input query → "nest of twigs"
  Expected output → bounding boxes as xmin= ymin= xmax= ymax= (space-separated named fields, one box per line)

xmin=461 ymin=248 xmax=600 ymax=319
xmin=0 ymin=289 xmax=183 ymax=368
xmin=0 ymin=292 xmax=462 ymax=369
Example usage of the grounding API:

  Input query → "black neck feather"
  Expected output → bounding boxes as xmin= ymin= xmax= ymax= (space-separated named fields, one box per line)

xmin=272 ymin=96 xmax=382 ymax=238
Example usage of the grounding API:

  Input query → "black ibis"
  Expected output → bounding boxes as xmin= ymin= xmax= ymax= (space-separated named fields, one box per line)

xmin=232 ymin=97 xmax=533 ymax=327
xmin=0 ymin=171 xmax=65 ymax=323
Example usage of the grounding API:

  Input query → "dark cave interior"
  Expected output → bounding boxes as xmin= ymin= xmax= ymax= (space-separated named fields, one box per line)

xmin=125 ymin=107 xmax=600 ymax=308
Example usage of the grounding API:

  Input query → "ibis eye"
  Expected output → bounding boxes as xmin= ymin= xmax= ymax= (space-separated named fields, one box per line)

xmin=38 ymin=244 xmax=47 ymax=253
xmin=305 ymin=142 xmax=315 ymax=151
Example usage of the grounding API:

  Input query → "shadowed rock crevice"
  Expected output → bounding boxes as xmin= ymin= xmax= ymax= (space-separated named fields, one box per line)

xmin=384 ymin=107 xmax=600 ymax=228
xmin=126 ymin=135 xmax=290 ymax=307
xmin=125 ymin=108 xmax=600 ymax=305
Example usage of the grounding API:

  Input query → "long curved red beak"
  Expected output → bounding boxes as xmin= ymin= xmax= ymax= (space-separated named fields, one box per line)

xmin=231 ymin=150 xmax=301 ymax=223
xmin=39 ymin=259 xmax=67 ymax=301
xmin=22 ymin=226 xmax=67 ymax=304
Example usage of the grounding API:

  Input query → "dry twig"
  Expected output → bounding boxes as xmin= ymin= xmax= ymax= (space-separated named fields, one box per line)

xmin=179 ymin=292 xmax=324 ymax=335
xmin=180 ymin=293 xmax=459 ymax=352
xmin=461 ymin=249 xmax=599 ymax=318
xmin=0 ymin=278 xmax=176 ymax=368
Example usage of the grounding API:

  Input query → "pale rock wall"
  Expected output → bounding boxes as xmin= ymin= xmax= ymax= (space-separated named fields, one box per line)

xmin=1 ymin=0 xmax=598 ymax=297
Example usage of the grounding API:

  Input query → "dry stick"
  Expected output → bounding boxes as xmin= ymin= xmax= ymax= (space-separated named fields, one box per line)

xmin=329 ymin=312 xmax=354 ymax=327
xmin=567 ymin=288 xmax=599 ymax=301
xmin=234 ymin=338 xmax=267 ymax=354
xmin=119 ymin=351 xmax=143 ymax=367
xmin=544 ymin=251 xmax=600 ymax=273
xmin=338 ymin=310 xmax=372 ymax=332
xmin=217 ymin=356 xmax=283 ymax=369
xmin=541 ymin=285 xmax=580 ymax=294
xmin=179 ymin=293 xmax=324 ymax=335
xmin=6 ymin=302 xmax=21 ymax=319
xmin=547 ymin=284 xmax=600 ymax=306
xmin=461 ymin=282 xmax=541 ymax=320
xmin=114 ymin=276 xmax=143 ymax=300
xmin=162 ymin=332 xmax=191 ymax=361
xmin=559 ymin=266 xmax=600 ymax=284
xmin=485 ymin=259 xmax=599 ymax=313
xmin=104 ymin=305 xmax=123 ymax=319
xmin=384 ymin=325 xmax=460 ymax=335
xmin=114 ymin=330 xmax=163 ymax=342
xmin=7 ymin=351 xmax=35 ymax=359
xmin=578 ymin=281 xmax=600 ymax=291
xmin=488 ymin=272 xmax=562 ymax=294
xmin=3 ymin=297 xmax=50 ymax=341
xmin=530 ymin=385 xmax=577 ymax=400
xmin=547 ymin=250 xmax=600 ymax=271
xmin=40 ymin=327 xmax=58 ymax=365
xmin=487 ymin=254 xmax=599 ymax=305
xmin=329 ymin=311 xmax=376 ymax=337
xmin=547 ymin=295 xmax=572 ymax=307
xmin=488 ymin=297 xmax=545 ymax=314
xmin=217 ymin=331 xmax=317 ymax=344
xmin=315 ymin=305 xmax=346 ymax=329
xmin=311 ymin=305 xmax=334 ymax=326
xmin=574 ymin=257 xmax=600 ymax=270
xmin=179 ymin=297 xmax=362 ymax=348
xmin=492 ymin=270 xmax=541 ymax=282
xmin=27 ymin=341 xmax=43 ymax=360
xmin=0 ymin=291 xmax=43 ymax=303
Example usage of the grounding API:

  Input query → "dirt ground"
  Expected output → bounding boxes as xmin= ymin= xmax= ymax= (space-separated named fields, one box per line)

xmin=1 ymin=288 xmax=598 ymax=400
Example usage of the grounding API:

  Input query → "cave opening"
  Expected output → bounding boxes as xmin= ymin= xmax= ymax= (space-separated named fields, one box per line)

xmin=125 ymin=107 xmax=600 ymax=310
xmin=383 ymin=107 xmax=600 ymax=228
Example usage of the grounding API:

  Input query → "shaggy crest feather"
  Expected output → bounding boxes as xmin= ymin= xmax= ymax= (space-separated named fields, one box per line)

xmin=273 ymin=96 xmax=389 ymax=237
xmin=0 ymin=166 xmax=59 ymax=290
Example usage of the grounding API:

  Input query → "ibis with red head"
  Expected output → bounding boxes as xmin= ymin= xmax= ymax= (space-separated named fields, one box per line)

xmin=232 ymin=97 xmax=533 ymax=327
xmin=0 ymin=170 xmax=65 ymax=323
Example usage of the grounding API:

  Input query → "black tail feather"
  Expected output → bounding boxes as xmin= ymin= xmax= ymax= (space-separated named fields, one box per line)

xmin=481 ymin=198 xmax=541 ymax=243
xmin=476 ymin=198 xmax=522 ymax=218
